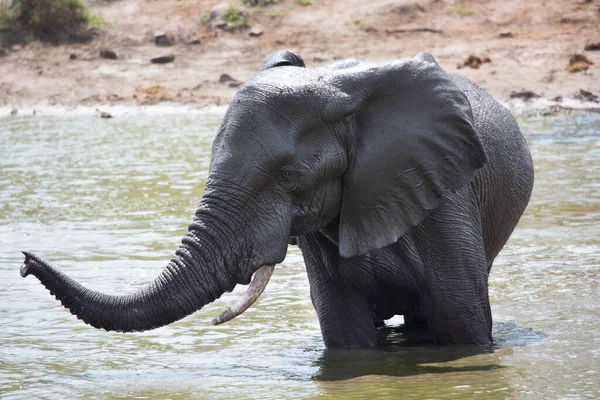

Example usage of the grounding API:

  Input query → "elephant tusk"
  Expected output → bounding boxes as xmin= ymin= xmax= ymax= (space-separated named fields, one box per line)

xmin=212 ymin=264 xmax=275 ymax=325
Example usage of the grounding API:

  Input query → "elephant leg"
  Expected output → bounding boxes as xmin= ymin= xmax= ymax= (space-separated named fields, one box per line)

xmin=310 ymin=279 xmax=377 ymax=348
xmin=300 ymin=233 xmax=377 ymax=348
xmin=422 ymin=277 xmax=492 ymax=345
xmin=415 ymin=191 xmax=493 ymax=346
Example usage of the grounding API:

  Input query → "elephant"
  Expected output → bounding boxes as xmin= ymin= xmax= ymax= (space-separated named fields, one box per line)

xmin=20 ymin=50 xmax=534 ymax=348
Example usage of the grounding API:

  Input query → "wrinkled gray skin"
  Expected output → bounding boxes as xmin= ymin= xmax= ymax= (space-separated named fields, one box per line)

xmin=21 ymin=51 xmax=534 ymax=348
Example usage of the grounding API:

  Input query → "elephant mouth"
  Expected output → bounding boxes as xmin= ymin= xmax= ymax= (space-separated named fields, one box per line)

xmin=212 ymin=264 xmax=275 ymax=325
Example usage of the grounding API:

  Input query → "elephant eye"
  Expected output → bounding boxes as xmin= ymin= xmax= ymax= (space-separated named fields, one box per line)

xmin=277 ymin=168 xmax=297 ymax=192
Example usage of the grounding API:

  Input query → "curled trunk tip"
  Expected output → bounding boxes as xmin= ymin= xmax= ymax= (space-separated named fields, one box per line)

xmin=20 ymin=251 xmax=41 ymax=277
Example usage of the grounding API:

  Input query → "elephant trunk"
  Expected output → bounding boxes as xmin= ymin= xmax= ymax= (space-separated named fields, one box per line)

xmin=20 ymin=230 xmax=237 ymax=332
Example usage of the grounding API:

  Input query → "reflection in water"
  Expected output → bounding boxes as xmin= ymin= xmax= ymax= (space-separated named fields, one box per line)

xmin=312 ymin=344 xmax=515 ymax=399
xmin=314 ymin=345 xmax=500 ymax=382
xmin=314 ymin=321 xmax=544 ymax=382
xmin=0 ymin=111 xmax=598 ymax=399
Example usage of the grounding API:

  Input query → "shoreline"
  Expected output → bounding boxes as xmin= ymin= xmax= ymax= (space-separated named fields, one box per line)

xmin=0 ymin=103 xmax=230 ymax=118
xmin=1 ymin=0 xmax=598 ymax=113
xmin=2 ymin=97 xmax=599 ymax=119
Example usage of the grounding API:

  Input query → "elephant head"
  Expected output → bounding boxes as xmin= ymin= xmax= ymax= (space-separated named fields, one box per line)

xmin=20 ymin=51 xmax=485 ymax=333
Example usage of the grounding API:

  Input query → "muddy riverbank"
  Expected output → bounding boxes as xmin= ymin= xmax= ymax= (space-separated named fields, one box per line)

xmin=0 ymin=0 xmax=599 ymax=109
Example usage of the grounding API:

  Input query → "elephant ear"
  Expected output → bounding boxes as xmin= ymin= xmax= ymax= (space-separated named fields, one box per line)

xmin=337 ymin=53 xmax=486 ymax=258
xmin=262 ymin=50 xmax=306 ymax=70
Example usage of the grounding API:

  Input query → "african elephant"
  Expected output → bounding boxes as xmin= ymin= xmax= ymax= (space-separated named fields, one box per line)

xmin=20 ymin=50 xmax=534 ymax=348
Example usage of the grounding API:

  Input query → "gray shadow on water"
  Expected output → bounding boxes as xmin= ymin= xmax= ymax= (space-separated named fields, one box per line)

xmin=313 ymin=321 xmax=545 ymax=382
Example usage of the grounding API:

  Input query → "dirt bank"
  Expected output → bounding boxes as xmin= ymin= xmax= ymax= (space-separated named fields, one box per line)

xmin=0 ymin=0 xmax=599 ymax=108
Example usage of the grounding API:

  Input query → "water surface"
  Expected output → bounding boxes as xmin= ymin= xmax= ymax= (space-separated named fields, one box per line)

xmin=1 ymin=110 xmax=598 ymax=399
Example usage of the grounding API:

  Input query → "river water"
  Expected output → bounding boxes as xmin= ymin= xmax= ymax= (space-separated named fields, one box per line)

xmin=0 ymin=109 xmax=598 ymax=399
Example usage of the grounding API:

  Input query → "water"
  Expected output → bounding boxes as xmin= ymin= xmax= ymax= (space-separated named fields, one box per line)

xmin=1 ymin=109 xmax=598 ymax=399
